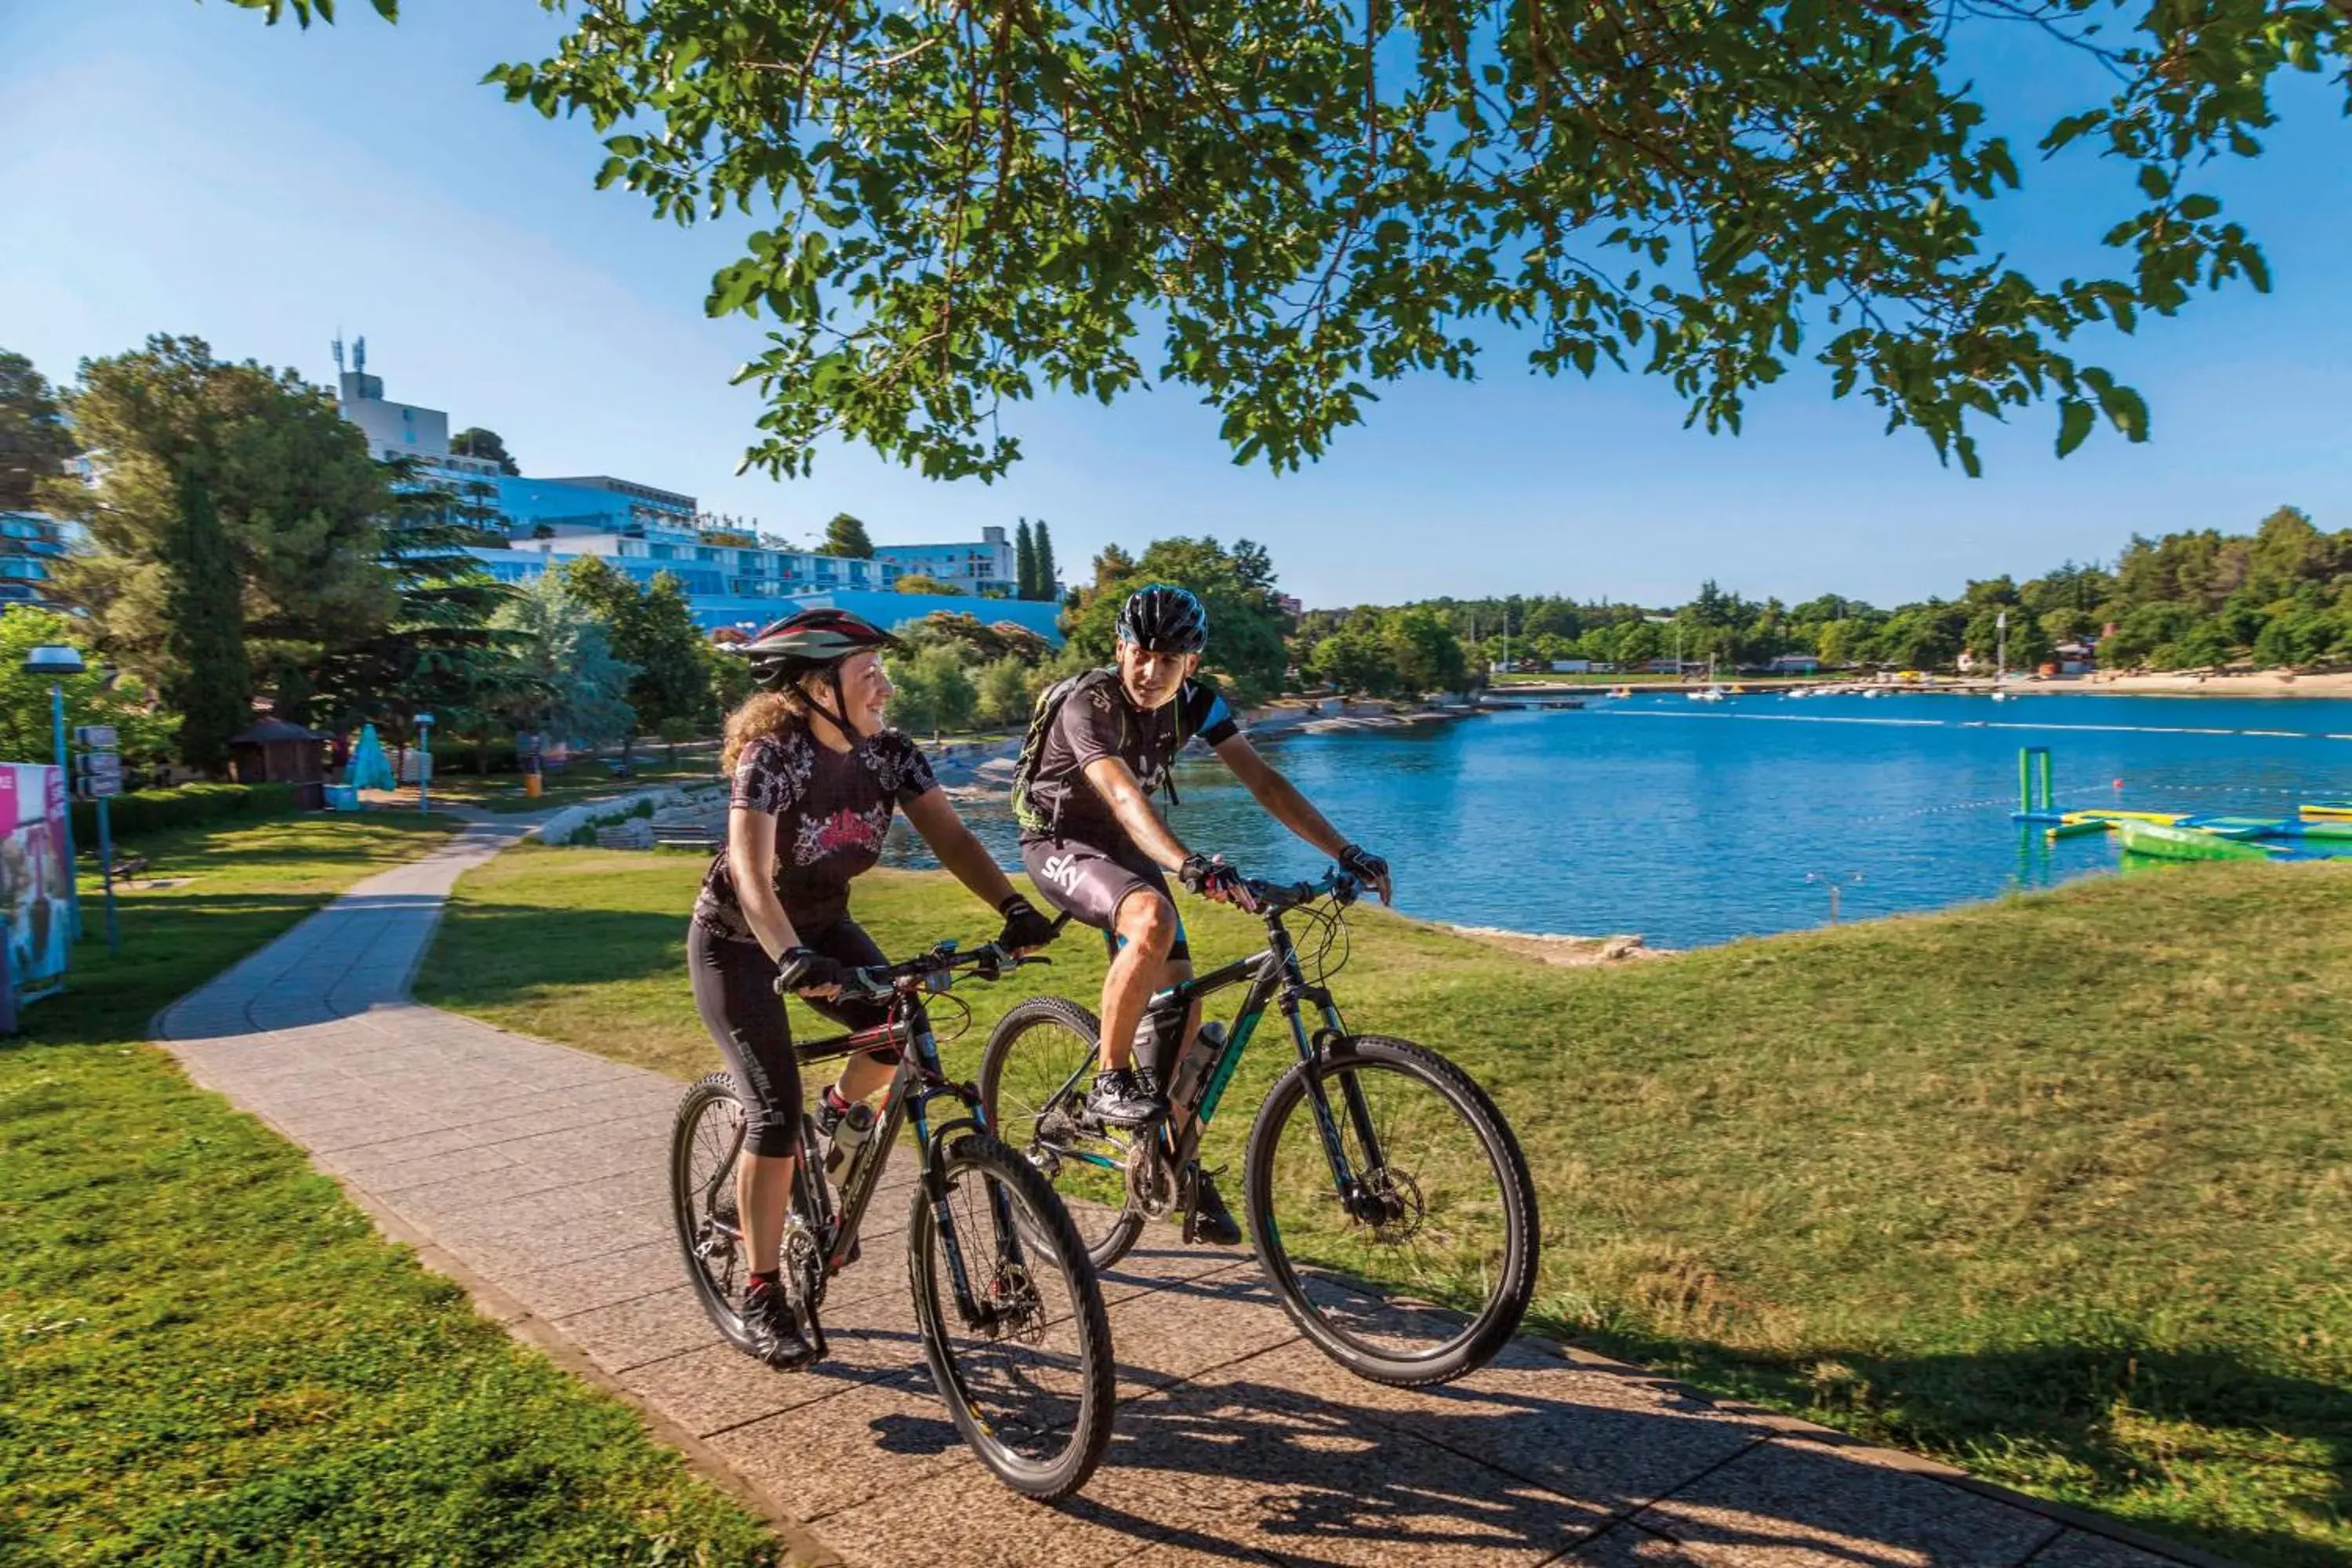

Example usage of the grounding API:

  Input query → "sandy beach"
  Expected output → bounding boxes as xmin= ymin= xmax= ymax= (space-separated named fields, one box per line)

xmin=2040 ymin=668 xmax=2352 ymax=698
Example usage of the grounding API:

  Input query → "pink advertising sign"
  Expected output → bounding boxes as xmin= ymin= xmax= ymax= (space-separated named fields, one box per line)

xmin=0 ymin=764 xmax=71 ymax=989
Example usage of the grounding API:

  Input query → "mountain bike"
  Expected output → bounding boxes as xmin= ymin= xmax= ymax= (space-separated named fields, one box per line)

xmin=670 ymin=935 xmax=1114 ymax=1499
xmin=981 ymin=870 xmax=1539 ymax=1388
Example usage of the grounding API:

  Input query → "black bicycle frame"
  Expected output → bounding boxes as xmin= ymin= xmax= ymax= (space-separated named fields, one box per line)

xmin=1051 ymin=904 xmax=1388 ymax=1208
xmin=791 ymin=993 xmax=1025 ymax=1328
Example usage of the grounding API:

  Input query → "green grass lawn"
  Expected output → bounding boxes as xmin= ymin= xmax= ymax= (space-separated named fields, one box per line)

xmin=1 ymin=815 xmax=780 ymax=1568
xmin=419 ymin=847 xmax=2351 ymax=1566
xmin=405 ymin=755 xmax=723 ymax=814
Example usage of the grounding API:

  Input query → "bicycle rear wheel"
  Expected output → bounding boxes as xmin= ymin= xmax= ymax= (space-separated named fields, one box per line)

xmin=979 ymin=996 xmax=1145 ymax=1269
xmin=907 ymin=1133 xmax=1115 ymax=1500
xmin=670 ymin=1071 xmax=757 ymax=1356
xmin=1244 ymin=1035 xmax=1538 ymax=1387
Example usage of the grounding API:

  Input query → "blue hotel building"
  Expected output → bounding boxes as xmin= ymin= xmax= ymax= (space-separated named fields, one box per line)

xmin=0 ymin=510 xmax=70 ymax=608
xmin=337 ymin=347 xmax=1062 ymax=644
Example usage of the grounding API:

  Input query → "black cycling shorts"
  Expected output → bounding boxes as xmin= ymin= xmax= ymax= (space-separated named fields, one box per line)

xmin=686 ymin=917 xmax=895 ymax=1159
xmin=1021 ymin=834 xmax=1189 ymax=963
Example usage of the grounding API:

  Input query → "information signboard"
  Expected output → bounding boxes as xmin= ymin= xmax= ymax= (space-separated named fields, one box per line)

xmin=0 ymin=765 xmax=71 ymax=992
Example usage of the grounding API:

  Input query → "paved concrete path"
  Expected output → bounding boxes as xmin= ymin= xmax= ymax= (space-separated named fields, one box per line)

xmin=155 ymin=820 xmax=2216 ymax=1568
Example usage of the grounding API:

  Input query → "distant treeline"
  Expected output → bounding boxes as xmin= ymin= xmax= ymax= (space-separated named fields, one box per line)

xmin=1314 ymin=506 xmax=2346 ymax=675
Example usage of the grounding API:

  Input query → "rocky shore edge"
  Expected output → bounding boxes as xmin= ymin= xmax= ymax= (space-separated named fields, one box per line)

xmin=1439 ymin=924 xmax=1675 ymax=967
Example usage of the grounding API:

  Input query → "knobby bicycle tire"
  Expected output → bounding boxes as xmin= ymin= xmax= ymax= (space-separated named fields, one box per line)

xmin=906 ymin=1133 xmax=1116 ymax=1500
xmin=1243 ymin=1034 xmax=1540 ymax=1388
xmin=670 ymin=1071 xmax=758 ymax=1356
xmin=978 ymin=995 xmax=1146 ymax=1270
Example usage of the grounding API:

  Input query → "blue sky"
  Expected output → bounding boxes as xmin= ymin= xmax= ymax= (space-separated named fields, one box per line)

xmin=2 ymin=1 xmax=2345 ymax=610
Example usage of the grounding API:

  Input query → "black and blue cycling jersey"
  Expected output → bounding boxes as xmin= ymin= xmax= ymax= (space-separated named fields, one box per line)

xmin=1012 ymin=667 xmax=1238 ymax=851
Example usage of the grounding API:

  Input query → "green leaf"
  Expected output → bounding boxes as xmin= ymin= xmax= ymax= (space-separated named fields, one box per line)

xmin=2095 ymin=379 xmax=2150 ymax=442
xmin=2055 ymin=397 xmax=2095 ymax=457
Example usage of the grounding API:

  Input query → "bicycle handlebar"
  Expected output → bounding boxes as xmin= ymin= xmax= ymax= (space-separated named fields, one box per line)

xmin=1242 ymin=868 xmax=1363 ymax=914
xmin=810 ymin=911 xmax=1075 ymax=1002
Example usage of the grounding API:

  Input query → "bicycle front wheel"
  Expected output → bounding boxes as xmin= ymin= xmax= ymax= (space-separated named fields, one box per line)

xmin=1245 ymin=1035 xmax=1538 ymax=1387
xmin=907 ymin=1134 xmax=1115 ymax=1500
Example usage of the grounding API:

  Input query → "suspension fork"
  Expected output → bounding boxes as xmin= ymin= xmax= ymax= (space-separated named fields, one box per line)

xmin=909 ymin=1028 xmax=1015 ymax=1327
xmin=1276 ymin=931 xmax=1384 ymax=1203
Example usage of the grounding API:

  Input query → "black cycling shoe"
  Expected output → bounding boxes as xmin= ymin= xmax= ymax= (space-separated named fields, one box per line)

xmin=1187 ymin=1167 xmax=1243 ymax=1247
xmin=1084 ymin=1067 xmax=1163 ymax=1128
xmin=741 ymin=1277 xmax=815 ymax=1371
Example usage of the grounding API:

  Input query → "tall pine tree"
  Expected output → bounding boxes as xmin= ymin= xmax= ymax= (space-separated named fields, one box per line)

xmin=1014 ymin=518 xmax=1036 ymax=600
xmin=822 ymin=513 xmax=875 ymax=558
xmin=1032 ymin=521 xmax=1058 ymax=601
xmin=164 ymin=467 xmax=254 ymax=773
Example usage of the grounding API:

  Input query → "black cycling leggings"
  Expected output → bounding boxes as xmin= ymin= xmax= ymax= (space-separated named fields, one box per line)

xmin=686 ymin=918 xmax=895 ymax=1158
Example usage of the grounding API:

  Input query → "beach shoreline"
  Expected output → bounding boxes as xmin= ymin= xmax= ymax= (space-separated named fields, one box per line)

xmin=1503 ymin=668 xmax=2352 ymax=700
xmin=1438 ymin=924 xmax=1675 ymax=967
xmin=2027 ymin=669 xmax=2352 ymax=699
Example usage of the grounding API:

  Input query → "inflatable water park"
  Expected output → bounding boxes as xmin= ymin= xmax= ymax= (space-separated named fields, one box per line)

xmin=2009 ymin=745 xmax=2352 ymax=863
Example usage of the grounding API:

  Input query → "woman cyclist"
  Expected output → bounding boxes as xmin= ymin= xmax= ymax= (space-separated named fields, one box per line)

xmin=688 ymin=608 xmax=1058 ymax=1369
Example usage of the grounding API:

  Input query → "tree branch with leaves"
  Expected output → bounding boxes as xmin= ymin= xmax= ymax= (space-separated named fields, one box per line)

xmin=227 ymin=0 xmax=2349 ymax=480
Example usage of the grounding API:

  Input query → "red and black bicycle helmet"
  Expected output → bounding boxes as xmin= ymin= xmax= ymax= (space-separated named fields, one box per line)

xmin=740 ymin=608 xmax=903 ymax=691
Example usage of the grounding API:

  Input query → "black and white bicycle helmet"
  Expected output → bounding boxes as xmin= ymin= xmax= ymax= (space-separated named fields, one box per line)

xmin=740 ymin=608 xmax=902 ymax=691
xmin=1116 ymin=583 xmax=1208 ymax=654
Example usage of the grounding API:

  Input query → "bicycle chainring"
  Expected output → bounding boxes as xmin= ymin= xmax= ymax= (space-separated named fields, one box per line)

xmin=1127 ymin=1135 xmax=1175 ymax=1219
xmin=782 ymin=1218 xmax=826 ymax=1310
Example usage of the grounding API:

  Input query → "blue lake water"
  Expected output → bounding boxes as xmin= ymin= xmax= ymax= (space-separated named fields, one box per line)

xmin=889 ymin=692 xmax=2352 ymax=949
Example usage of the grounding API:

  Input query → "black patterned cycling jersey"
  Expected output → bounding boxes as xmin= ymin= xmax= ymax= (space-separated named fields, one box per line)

xmin=1015 ymin=669 xmax=1238 ymax=850
xmin=691 ymin=725 xmax=938 ymax=942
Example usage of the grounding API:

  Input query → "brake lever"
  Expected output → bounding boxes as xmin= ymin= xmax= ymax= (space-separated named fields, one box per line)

xmin=840 ymin=966 xmax=889 ymax=1001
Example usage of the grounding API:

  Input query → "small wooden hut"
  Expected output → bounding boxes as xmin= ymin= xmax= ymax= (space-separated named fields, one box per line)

xmin=228 ymin=719 xmax=330 ymax=810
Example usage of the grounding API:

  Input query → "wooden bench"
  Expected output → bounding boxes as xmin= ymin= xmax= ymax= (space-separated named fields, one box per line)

xmin=651 ymin=822 xmax=719 ymax=851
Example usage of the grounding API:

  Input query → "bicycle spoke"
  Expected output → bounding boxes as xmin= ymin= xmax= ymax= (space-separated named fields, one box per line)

xmin=917 ymin=1157 xmax=1096 ymax=1461
xmin=986 ymin=1007 xmax=1137 ymax=1262
xmin=671 ymin=1079 xmax=751 ymax=1342
xmin=1261 ymin=1059 xmax=1516 ymax=1361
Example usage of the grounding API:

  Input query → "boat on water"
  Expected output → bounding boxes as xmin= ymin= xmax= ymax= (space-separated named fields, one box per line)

xmin=2116 ymin=819 xmax=2280 ymax=862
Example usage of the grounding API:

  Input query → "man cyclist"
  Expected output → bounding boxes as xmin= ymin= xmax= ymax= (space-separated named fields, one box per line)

xmin=1014 ymin=583 xmax=1392 ymax=1245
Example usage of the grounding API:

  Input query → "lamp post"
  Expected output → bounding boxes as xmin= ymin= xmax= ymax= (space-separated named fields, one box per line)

xmin=414 ymin=712 xmax=434 ymax=815
xmin=24 ymin=644 xmax=85 ymax=943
